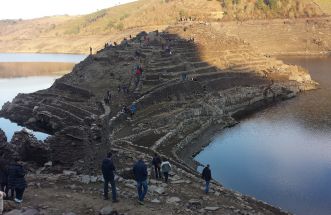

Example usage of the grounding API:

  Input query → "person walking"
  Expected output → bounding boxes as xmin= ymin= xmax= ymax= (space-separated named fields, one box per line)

xmin=201 ymin=164 xmax=212 ymax=194
xmin=161 ymin=160 xmax=171 ymax=183
xmin=133 ymin=155 xmax=148 ymax=205
xmin=101 ymin=152 xmax=119 ymax=203
xmin=152 ymin=154 xmax=162 ymax=179
xmin=7 ymin=158 xmax=27 ymax=203
xmin=130 ymin=103 xmax=137 ymax=118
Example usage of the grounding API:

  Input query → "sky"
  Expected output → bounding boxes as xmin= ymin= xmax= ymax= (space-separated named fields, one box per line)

xmin=0 ymin=0 xmax=137 ymax=20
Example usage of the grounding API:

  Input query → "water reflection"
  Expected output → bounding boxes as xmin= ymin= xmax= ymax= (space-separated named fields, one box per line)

xmin=0 ymin=62 xmax=74 ymax=78
xmin=195 ymin=56 xmax=331 ymax=215
xmin=0 ymin=76 xmax=59 ymax=140
xmin=0 ymin=53 xmax=85 ymax=140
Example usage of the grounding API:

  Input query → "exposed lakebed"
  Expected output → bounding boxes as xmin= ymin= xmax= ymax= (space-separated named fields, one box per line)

xmin=0 ymin=53 xmax=86 ymax=140
xmin=195 ymin=56 xmax=331 ymax=215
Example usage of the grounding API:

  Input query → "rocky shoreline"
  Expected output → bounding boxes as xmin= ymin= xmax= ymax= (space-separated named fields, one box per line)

xmin=0 ymin=24 xmax=317 ymax=214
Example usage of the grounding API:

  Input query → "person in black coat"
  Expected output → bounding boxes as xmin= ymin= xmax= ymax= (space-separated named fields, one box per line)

xmin=0 ymin=159 xmax=8 ymax=197
xmin=101 ymin=152 xmax=118 ymax=202
xmin=152 ymin=153 xmax=162 ymax=179
xmin=202 ymin=164 xmax=212 ymax=194
xmin=7 ymin=158 xmax=27 ymax=203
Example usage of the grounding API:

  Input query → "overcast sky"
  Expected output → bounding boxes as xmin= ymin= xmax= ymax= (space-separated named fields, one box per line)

xmin=0 ymin=0 xmax=137 ymax=20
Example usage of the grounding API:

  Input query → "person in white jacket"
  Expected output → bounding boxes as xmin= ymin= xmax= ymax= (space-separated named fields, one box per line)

xmin=0 ymin=191 xmax=6 ymax=215
xmin=160 ymin=160 xmax=171 ymax=183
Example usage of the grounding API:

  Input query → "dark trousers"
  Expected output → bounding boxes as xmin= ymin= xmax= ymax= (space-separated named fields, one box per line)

xmin=163 ymin=172 xmax=169 ymax=183
xmin=104 ymin=178 xmax=117 ymax=201
xmin=15 ymin=188 xmax=25 ymax=200
xmin=154 ymin=165 xmax=161 ymax=179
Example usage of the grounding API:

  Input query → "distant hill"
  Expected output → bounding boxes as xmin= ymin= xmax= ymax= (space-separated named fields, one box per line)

xmin=0 ymin=0 xmax=329 ymax=54
xmin=313 ymin=0 xmax=331 ymax=14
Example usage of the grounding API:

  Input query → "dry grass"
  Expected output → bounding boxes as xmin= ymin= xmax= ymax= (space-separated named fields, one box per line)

xmin=313 ymin=0 xmax=331 ymax=14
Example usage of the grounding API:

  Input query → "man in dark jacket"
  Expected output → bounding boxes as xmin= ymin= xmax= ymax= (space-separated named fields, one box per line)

xmin=7 ymin=158 xmax=27 ymax=203
xmin=101 ymin=152 xmax=118 ymax=202
xmin=152 ymin=153 xmax=162 ymax=179
xmin=133 ymin=155 xmax=148 ymax=204
xmin=202 ymin=164 xmax=212 ymax=194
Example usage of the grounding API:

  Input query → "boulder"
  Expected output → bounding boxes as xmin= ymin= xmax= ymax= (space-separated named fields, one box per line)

xmin=204 ymin=207 xmax=220 ymax=211
xmin=5 ymin=208 xmax=41 ymax=215
xmin=119 ymin=168 xmax=135 ymax=180
xmin=0 ymin=128 xmax=7 ymax=144
xmin=0 ymin=142 xmax=17 ymax=161
xmin=11 ymin=129 xmax=50 ymax=165
xmin=151 ymin=198 xmax=161 ymax=203
xmin=166 ymin=197 xmax=181 ymax=204
xmin=46 ymin=126 xmax=91 ymax=166
xmin=3 ymin=200 xmax=18 ymax=212
xmin=99 ymin=206 xmax=119 ymax=215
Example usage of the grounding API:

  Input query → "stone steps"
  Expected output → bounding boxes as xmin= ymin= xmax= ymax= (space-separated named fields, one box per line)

xmin=51 ymin=100 xmax=94 ymax=118
xmin=191 ymin=61 xmax=210 ymax=68
xmin=162 ymin=65 xmax=218 ymax=79
xmin=148 ymin=63 xmax=186 ymax=74
xmin=38 ymin=103 xmax=84 ymax=124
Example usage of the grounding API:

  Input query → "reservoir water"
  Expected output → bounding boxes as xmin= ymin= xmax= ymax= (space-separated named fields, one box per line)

xmin=0 ymin=53 xmax=86 ymax=141
xmin=195 ymin=56 xmax=331 ymax=215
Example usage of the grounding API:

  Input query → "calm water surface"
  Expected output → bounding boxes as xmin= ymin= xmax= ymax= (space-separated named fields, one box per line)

xmin=0 ymin=53 xmax=86 ymax=63
xmin=195 ymin=56 xmax=331 ymax=215
xmin=0 ymin=53 xmax=86 ymax=140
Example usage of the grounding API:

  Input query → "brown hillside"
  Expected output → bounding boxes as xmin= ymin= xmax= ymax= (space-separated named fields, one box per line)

xmin=0 ymin=0 xmax=329 ymax=54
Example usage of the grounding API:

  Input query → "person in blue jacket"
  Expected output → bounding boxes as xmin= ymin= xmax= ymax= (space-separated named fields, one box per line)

xmin=130 ymin=103 xmax=137 ymax=118
xmin=133 ymin=155 xmax=148 ymax=205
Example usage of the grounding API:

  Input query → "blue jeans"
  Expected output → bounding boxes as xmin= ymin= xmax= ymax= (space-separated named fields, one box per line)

xmin=205 ymin=180 xmax=210 ymax=193
xmin=137 ymin=180 xmax=148 ymax=201
xmin=104 ymin=178 xmax=117 ymax=201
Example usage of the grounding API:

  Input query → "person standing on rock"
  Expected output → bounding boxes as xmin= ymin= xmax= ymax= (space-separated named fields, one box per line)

xmin=161 ymin=160 xmax=171 ymax=183
xmin=7 ymin=157 xmax=27 ymax=203
xmin=133 ymin=155 xmax=148 ymax=205
xmin=152 ymin=153 xmax=162 ymax=179
xmin=101 ymin=152 xmax=119 ymax=203
xmin=202 ymin=164 xmax=212 ymax=194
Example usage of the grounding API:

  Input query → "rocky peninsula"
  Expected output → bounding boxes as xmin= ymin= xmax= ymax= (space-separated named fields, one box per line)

xmin=0 ymin=23 xmax=317 ymax=214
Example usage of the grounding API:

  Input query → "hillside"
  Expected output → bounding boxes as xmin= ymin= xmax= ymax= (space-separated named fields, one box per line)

xmin=0 ymin=0 xmax=330 ymax=54
xmin=314 ymin=0 xmax=331 ymax=14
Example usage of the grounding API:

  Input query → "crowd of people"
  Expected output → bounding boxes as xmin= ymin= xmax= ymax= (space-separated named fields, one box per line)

xmin=0 ymin=158 xmax=27 ymax=204
xmin=101 ymin=152 xmax=212 ymax=205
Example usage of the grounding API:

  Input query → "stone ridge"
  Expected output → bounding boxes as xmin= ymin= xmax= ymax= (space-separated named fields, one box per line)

xmin=0 ymin=23 xmax=316 ymax=214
